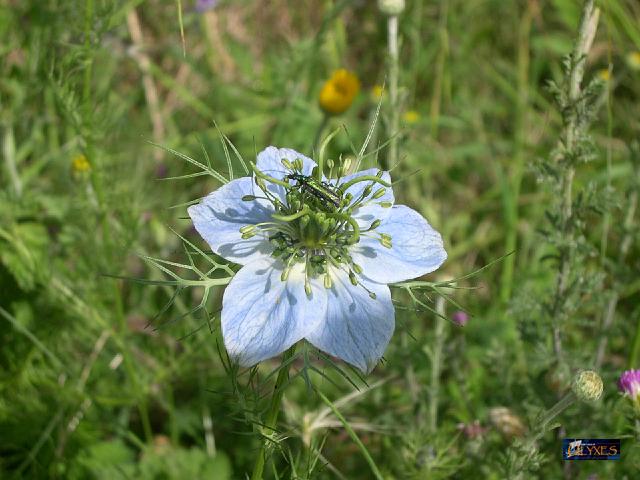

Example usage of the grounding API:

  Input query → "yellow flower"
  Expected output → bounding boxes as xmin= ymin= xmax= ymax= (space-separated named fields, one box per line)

xmin=370 ymin=84 xmax=385 ymax=102
xmin=72 ymin=154 xmax=91 ymax=173
xmin=403 ymin=110 xmax=420 ymax=124
xmin=597 ymin=68 xmax=611 ymax=82
xmin=319 ymin=69 xmax=360 ymax=115
xmin=626 ymin=51 xmax=640 ymax=71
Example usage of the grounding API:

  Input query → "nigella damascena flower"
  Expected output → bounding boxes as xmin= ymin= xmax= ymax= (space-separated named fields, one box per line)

xmin=188 ymin=147 xmax=447 ymax=372
xmin=618 ymin=369 xmax=640 ymax=400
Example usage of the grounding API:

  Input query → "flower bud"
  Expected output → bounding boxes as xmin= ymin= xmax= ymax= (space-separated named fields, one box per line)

xmin=571 ymin=370 xmax=603 ymax=402
xmin=378 ymin=0 xmax=405 ymax=16
xmin=489 ymin=407 xmax=526 ymax=440
xmin=451 ymin=311 xmax=469 ymax=327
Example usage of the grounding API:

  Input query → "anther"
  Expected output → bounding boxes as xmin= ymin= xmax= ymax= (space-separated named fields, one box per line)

xmin=239 ymin=225 xmax=255 ymax=234
xmin=378 ymin=201 xmax=392 ymax=208
xmin=281 ymin=268 xmax=290 ymax=281
xmin=242 ymin=195 xmax=256 ymax=201
xmin=349 ymin=272 xmax=358 ymax=286
xmin=372 ymin=188 xmax=386 ymax=199
xmin=352 ymin=263 xmax=363 ymax=274
xmin=324 ymin=274 xmax=332 ymax=289
xmin=281 ymin=158 xmax=293 ymax=169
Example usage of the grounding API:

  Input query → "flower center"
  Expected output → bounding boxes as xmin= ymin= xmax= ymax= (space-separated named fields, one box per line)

xmin=242 ymin=159 xmax=393 ymax=296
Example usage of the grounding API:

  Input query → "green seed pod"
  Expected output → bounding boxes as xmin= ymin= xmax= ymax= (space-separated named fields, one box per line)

xmin=572 ymin=370 xmax=603 ymax=402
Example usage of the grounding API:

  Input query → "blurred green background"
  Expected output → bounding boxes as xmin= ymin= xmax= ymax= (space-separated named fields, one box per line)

xmin=1 ymin=0 xmax=639 ymax=478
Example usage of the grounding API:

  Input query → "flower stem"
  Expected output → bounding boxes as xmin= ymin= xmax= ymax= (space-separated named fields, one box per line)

xmin=316 ymin=390 xmax=384 ymax=480
xmin=250 ymin=346 xmax=296 ymax=480
xmin=387 ymin=14 xmax=400 ymax=170
xmin=428 ymin=296 xmax=446 ymax=433
xmin=550 ymin=0 xmax=599 ymax=365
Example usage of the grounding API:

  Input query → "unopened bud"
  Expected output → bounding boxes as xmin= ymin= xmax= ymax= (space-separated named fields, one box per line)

xmin=378 ymin=0 xmax=405 ymax=16
xmin=572 ymin=370 xmax=603 ymax=402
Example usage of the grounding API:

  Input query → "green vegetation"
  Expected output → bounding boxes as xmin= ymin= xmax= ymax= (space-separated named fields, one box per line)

xmin=1 ymin=0 xmax=639 ymax=478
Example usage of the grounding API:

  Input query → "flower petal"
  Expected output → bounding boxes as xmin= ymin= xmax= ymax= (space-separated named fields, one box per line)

xmin=335 ymin=169 xmax=394 ymax=227
xmin=188 ymin=177 xmax=274 ymax=265
xmin=351 ymin=205 xmax=447 ymax=284
xmin=222 ymin=258 xmax=327 ymax=367
xmin=253 ymin=146 xmax=319 ymax=202
xmin=305 ymin=268 xmax=394 ymax=373
xmin=255 ymin=146 xmax=317 ymax=179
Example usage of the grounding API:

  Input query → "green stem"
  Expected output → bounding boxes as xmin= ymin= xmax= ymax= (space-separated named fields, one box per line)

xmin=387 ymin=14 xmax=400 ymax=170
xmin=313 ymin=114 xmax=329 ymax=161
xmin=250 ymin=346 xmax=296 ymax=480
xmin=428 ymin=296 xmax=446 ymax=433
xmin=316 ymin=390 xmax=384 ymax=480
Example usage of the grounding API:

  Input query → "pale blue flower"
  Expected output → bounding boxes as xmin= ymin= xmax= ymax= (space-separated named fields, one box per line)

xmin=188 ymin=146 xmax=447 ymax=372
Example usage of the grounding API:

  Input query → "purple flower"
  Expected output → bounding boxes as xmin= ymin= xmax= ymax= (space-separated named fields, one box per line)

xmin=196 ymin=0 xmax=219 ymax=12
xmin=452 ymin=310 xmax=469 ymax=327
xmin=618 ymin=369 xmax=640 ymax=399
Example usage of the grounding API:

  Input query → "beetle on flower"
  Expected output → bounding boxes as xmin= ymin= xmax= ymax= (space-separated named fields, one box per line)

xmin=188 ymin=147 xmax=447 ymax=373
